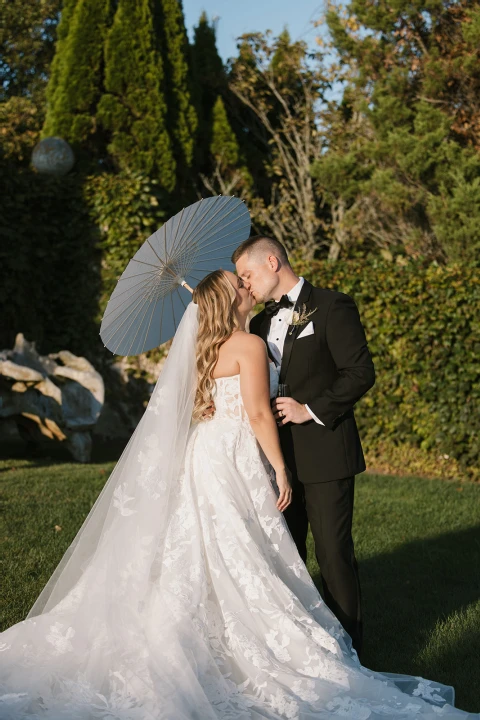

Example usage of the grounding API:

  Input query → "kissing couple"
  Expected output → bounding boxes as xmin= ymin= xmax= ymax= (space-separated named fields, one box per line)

xmin=0 ymin=235 xmax=475 ymax=719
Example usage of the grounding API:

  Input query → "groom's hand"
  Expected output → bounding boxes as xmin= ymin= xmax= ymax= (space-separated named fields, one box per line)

xmin=202 ymin=401 xmax=215 ymax=419
xmin=272 ymin=398 xmax=311 ymax=425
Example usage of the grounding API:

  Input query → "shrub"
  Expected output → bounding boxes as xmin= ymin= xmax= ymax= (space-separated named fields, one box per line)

xmin=293 ymin=258 xmax=479 ymax=481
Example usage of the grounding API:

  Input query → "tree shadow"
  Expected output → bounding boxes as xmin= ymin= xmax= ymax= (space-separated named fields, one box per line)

xmin=311 ymin=525 xmax=480 ymax=712
xmin=0 ymin=437 xmax=128 ymax=469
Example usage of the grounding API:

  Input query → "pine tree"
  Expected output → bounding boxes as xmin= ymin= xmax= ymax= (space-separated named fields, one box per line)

xmin=155 ymin=0 xmax=197 ymax=172
xmin=190 ymin=12 xmax=225 ymax=173
xmin=42 ymin=0 xmax=110 ymax=147
xmin=97 ymin=0 xmax=175 ymax=189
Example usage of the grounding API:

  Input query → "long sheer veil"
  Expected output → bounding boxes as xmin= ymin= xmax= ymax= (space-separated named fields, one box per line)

xmin=2 ymin=298 xmax=251 ymax=718
xmin=27 ymin=301 xmax=199 ymax=619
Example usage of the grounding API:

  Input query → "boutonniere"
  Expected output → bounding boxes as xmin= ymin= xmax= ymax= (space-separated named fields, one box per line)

xmin=288 ymin=304 xmax=317 ymax=335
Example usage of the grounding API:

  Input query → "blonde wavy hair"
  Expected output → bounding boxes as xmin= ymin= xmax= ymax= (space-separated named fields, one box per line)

xmin=192 ymin=270 xmax=239 ymax=422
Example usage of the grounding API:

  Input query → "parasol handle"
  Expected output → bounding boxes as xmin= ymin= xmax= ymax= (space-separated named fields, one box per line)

xmin=180 ymin=279 xmax=194 ymax=294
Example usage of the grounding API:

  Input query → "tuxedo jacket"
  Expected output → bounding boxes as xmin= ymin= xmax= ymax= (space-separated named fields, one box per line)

xmin=249 ymin=279 xmax=375 ymax=484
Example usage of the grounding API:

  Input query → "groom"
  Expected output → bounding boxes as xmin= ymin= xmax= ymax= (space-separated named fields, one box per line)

xmin=232 ymin=235 xmax=375 ymax=657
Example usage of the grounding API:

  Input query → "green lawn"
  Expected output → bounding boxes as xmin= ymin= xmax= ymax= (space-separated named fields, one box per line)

xmin=1 ymin=444 xmax=479 ymax=713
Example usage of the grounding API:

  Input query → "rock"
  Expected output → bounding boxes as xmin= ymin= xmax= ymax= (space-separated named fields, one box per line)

xmin=91 ymin=348 xmax=168 ymax=441
xmin=66 ymin=431 xmax=92 ymax=464
xmin=0 ymin=360 xmax=44 ymax=383
xmin=0 ymin=333 xmax=104 ymax=462
xmin=11 ymin=334 xmax=49 ymax=375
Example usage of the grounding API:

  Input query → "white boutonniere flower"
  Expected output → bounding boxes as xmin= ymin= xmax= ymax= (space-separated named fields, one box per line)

xmin=288 ymin=303 xmax=317 ymax=335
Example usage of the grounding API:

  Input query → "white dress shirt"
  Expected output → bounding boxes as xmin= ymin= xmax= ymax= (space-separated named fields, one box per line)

xmin=266 ymin=277 xmax=324 ymax=426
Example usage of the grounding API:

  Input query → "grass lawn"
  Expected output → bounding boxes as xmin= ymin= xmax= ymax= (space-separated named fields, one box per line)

xmin=1 ymin=442 xmax=479 ymax=713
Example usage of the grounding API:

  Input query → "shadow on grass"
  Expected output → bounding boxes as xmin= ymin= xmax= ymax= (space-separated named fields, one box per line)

xmin=0 ymin=438 xmax=128 ymax=469
xmin=312 ymin=525 xmax=480 ymax=712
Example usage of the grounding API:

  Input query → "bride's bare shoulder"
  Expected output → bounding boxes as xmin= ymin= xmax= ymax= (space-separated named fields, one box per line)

xmin=228 ymin=331 xmax=266 ymax=356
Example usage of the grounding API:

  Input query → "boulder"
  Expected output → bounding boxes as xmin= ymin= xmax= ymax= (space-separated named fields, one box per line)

xmin=0 ymin=334 xmax=104 ymax=462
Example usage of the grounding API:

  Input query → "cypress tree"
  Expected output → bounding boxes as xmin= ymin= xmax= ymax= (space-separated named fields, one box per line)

xmin=42 ymin=0 xmax=76 ymax=115
xmin=191 ymin=12 xmax=225 ymax=173
xmin=42 ymin=0 xmax=110 ymax=148
xmin=210 ymin=96 xmax=239 ymax=169
xmin=155 ymin=0 xmax=197 ymax=173
xmin=209 ymin=95 xmax=252 ymax=193
xmin=97 ymin=0 xmax=175 ymax=189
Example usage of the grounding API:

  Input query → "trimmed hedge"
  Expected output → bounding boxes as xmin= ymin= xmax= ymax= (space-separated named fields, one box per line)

xmin=293 ymin=259 xmax=480 ymax=481
xmin=85 ymin=170 xmax=167 ymax=320
xmin=0 ymin=162 xmax=100 ymax=358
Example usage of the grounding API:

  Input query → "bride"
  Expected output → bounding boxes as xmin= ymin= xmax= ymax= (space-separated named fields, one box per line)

xmin=0 ymin=269 xmax=477 ymax=720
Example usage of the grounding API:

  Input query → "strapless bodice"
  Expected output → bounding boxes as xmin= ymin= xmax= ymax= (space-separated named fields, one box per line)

xmin=211 ymin=363 xmax=279 ymax=422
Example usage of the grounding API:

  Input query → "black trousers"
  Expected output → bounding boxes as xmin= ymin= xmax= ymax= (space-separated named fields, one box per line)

xmin=282 ymin=474 xmax=363 ymax=657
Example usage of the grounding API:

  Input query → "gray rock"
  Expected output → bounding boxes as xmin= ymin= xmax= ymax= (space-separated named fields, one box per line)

xmin=0 ymin=360 xmax=44 ymax=383
xmin=0 ymin=333 xmax=104 ymax=462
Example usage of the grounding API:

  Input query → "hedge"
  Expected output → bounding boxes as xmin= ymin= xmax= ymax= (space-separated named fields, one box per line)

xmin=0 ymin=162 xmax=100 ymax=357
xmin=293 ymin=258 xmax=479 ymax=482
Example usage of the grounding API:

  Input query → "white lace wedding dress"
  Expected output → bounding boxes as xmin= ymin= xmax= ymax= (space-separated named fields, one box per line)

xmin=0 ymin=311 xmax=477 ymax=718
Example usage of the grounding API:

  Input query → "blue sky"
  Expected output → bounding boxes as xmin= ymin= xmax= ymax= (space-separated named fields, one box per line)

xmin=182 ymin=0 xmax=327 ymax=62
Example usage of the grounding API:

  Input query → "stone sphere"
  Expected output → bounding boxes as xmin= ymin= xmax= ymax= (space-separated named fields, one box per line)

xmin=31 ymin=136 xmax=75 ymax=176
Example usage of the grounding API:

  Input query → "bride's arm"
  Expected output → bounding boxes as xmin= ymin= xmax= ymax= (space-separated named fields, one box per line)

xmin=237 ymin=334 xmax=292 ymax=511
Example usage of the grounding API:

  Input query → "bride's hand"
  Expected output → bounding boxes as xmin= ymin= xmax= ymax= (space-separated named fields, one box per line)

xmin=275 ymin=466 xmax=293 ymax=512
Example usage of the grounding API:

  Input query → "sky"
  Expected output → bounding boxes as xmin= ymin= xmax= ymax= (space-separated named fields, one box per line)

xmin=182 ymin=0 xmax=327 ymax=63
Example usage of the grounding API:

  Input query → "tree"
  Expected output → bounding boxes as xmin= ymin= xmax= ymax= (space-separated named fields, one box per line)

xmin=200 ymin=96 xmax=252 ymax=198
xmin=42 ymin=0 xmax=111 ymax=150
xmin=190 ymin=12 xmax=225 ymax=174
xmin=321 ymin=0 xmax=480 ymax=262
xmin=1 ymin=0 xmax=62 ymax=102
xmin=97 ymin=0 xmax=176 ymax=188
xmin=311 ymin=87 xmax=377 ymax=261
xmin=155 ymin=0 xmax=197 ymax=176
xmin=229 ymin=31 xmax=330 ymax=259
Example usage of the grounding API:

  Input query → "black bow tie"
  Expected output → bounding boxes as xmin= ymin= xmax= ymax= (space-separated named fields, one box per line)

xmin=264 ymin=295 xmax=294 ymax=317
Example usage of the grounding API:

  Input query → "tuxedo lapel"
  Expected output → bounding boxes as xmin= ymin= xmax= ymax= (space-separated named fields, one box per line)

xmin=255 ymin=311 xmax=276 ymax=363
xmin=279 ymin=280 xmax=313 ymax=383
xmin=258 ymin=311 xmax=271 ymax=344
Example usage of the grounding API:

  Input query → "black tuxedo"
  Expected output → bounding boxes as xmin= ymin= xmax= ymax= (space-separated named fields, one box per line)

xmin=249 ymin=279 xmax=375 ymax=655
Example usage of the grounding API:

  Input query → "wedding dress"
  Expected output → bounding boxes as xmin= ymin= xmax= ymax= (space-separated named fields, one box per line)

xmin=0 ymin=303 xmax=477 ymax=720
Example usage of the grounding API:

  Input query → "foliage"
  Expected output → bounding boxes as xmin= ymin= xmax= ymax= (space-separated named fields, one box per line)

xmin=42 ymin=0 xmax=77 ymax=131
xmin=155 ymin=0 xmax=197 ymax=180
xmin=327 ymin=0 xmax=480 ymax=150
xmin=85 ymin=170 xmax=167 ymax=317
xmin=97 ymin=0 xmax=175 ymax=187
xmin=0 ymin=97 xmax=42 ymax=162
xmin=210 ymin=96 xmax=241 ymax=168
xmin=190 ymin=13 xmax=226 ymax=174
xmin=317 ymin=0 xmax=480 ymax=263
xmin=0 ymin=0 xmax=61 ymax=102
xmin=0 ymin=161 xmax=100 ymax=357
xmin=229 ymin=31 xmax=330 ymax=259
xmin=200 ymin=96 xmax=253 ymax=198
xmin=292 ymin=257 xmax=480 ymax=480
xmin=40 ymin=0 xmax=196 ymax=190
xmin=42 ymin=0 xmax=111 ymax=152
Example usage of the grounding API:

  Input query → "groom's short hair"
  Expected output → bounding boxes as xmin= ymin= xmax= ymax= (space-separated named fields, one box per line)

xmin=231 ymin=235 xmax=290 ymax=265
